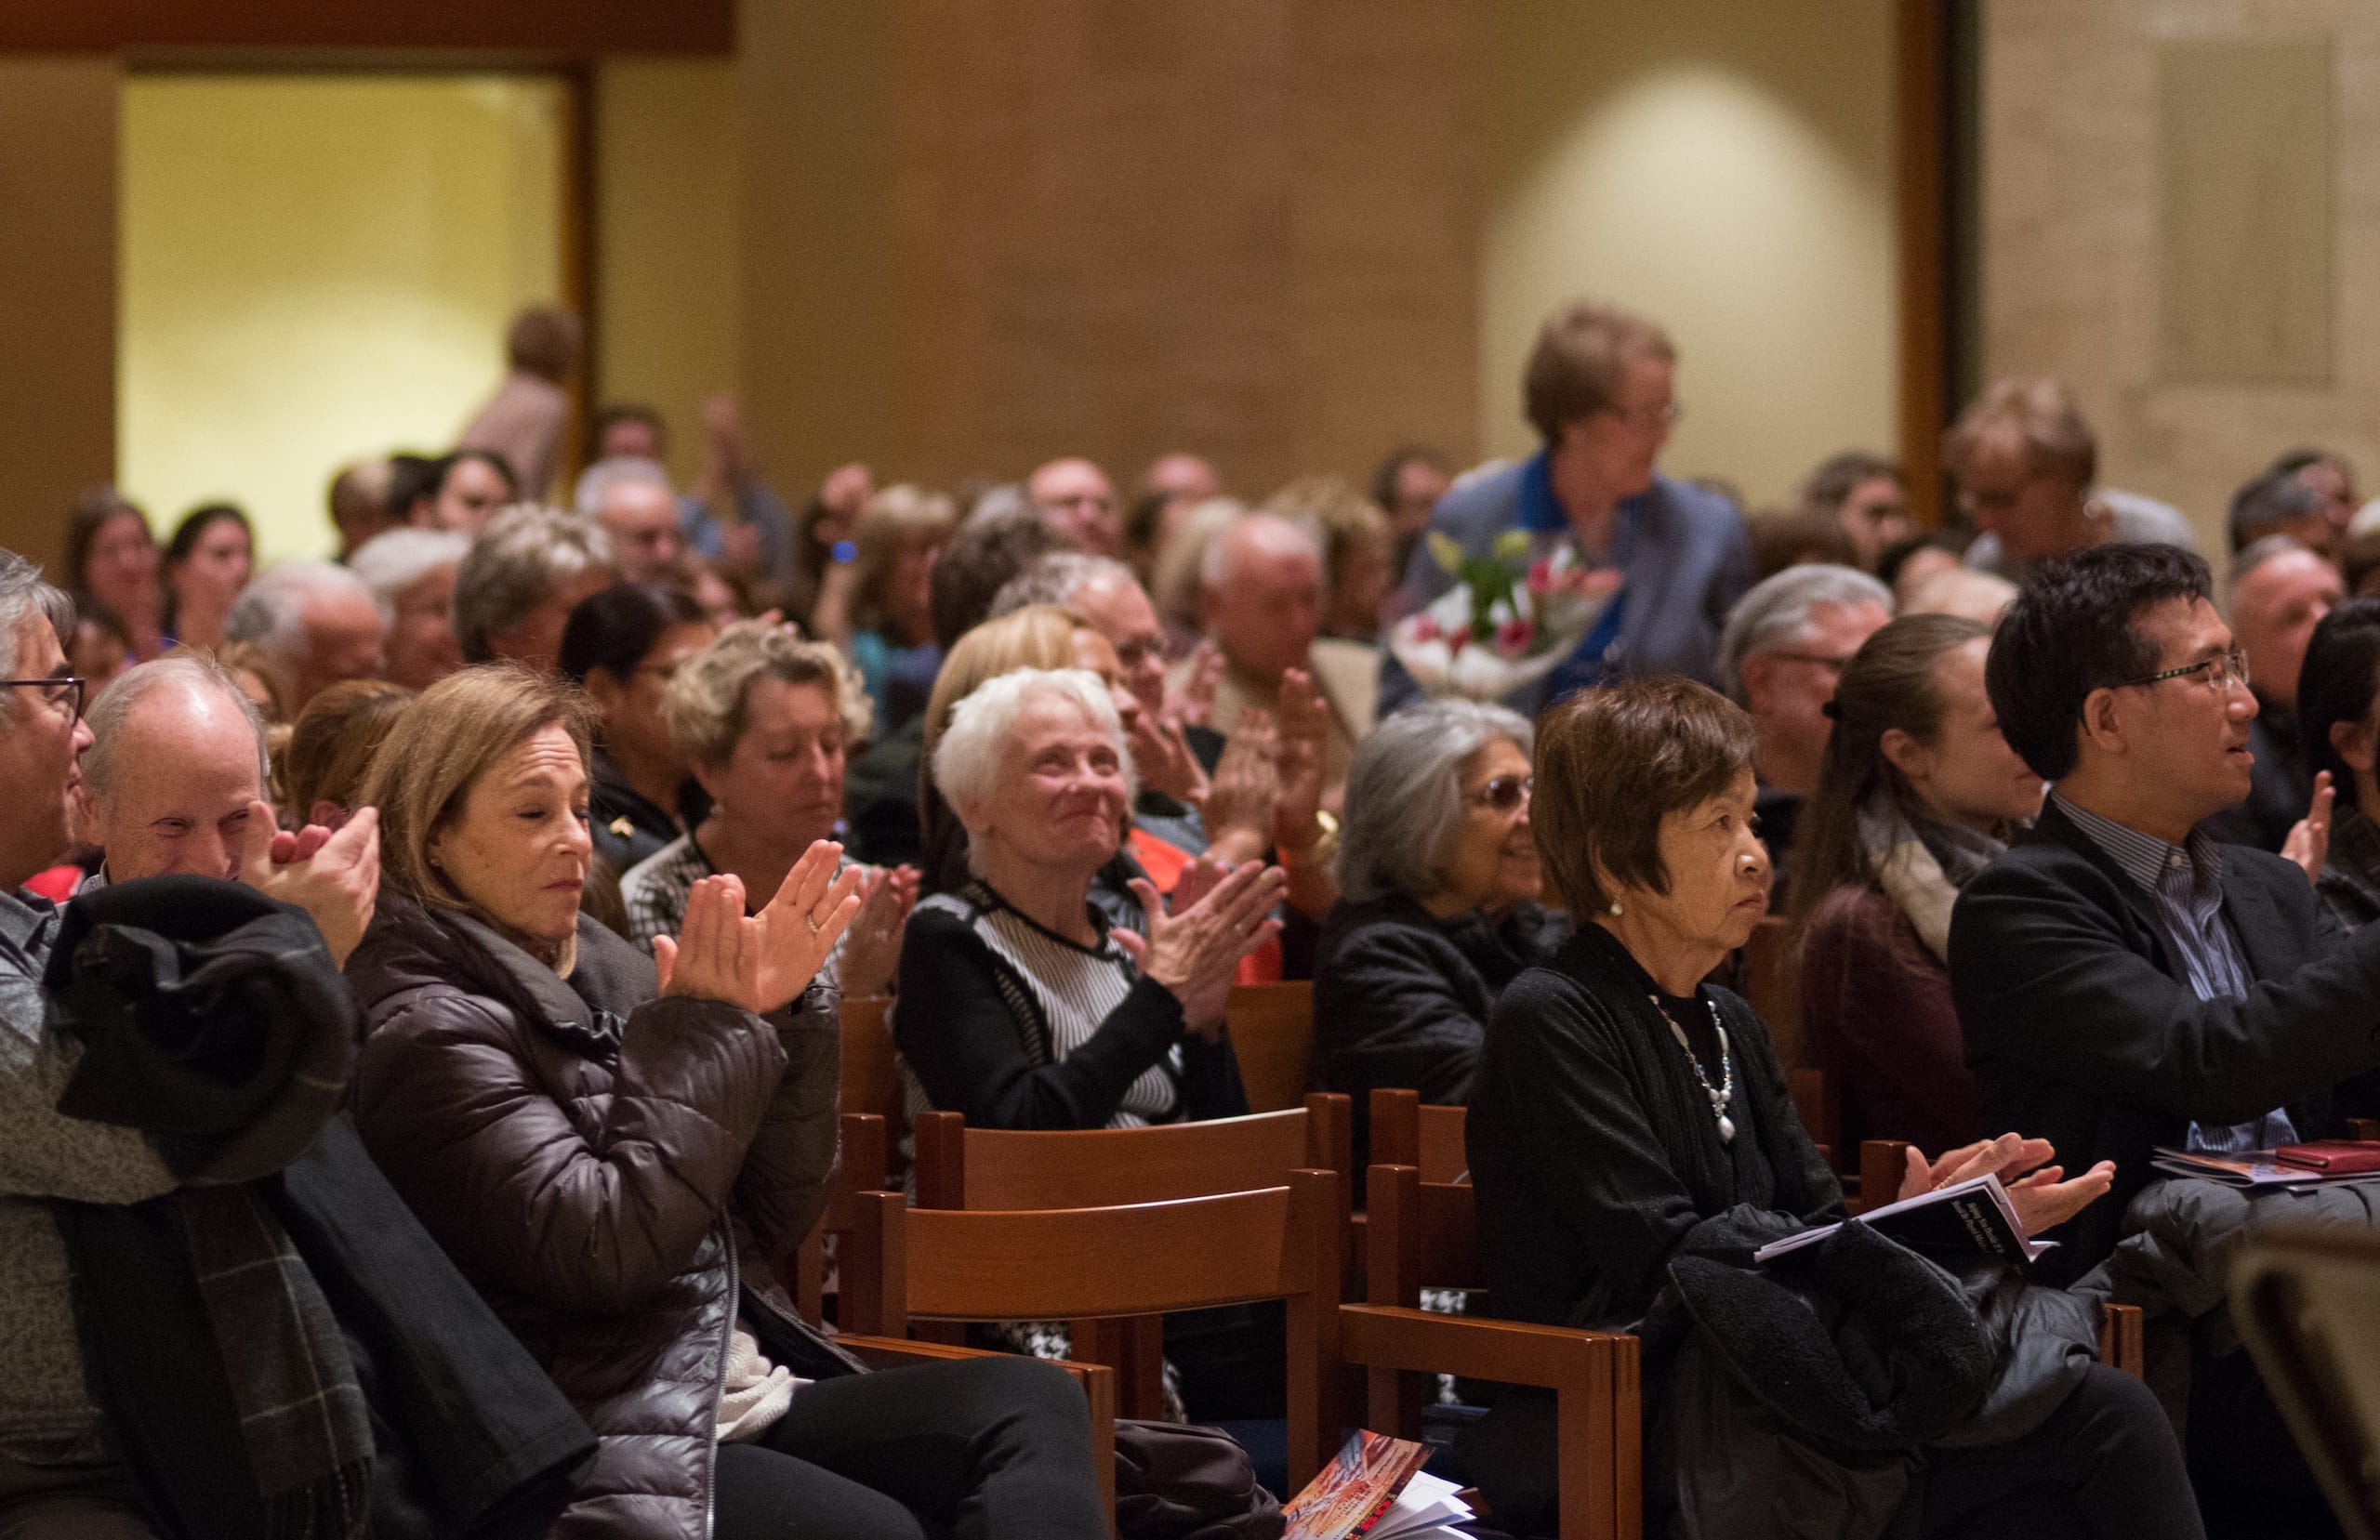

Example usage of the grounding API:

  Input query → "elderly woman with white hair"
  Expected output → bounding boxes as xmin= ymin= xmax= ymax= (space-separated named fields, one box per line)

xmin=895 ymin=666 xmax=1286 ymax=1130
xmin=1715 ymin=562 xmax=1894 ymax=902
xmin=453 ymin=506 xmax=615 ymax=671
xmin=1312 ymin=699 xmax=1567 ymax=1160
xmin=347 ymin=526 xmax=469 ymax=691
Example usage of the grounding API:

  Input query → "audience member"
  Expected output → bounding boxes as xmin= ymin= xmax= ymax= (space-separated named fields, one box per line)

xmin=455 ymin=304 xmax=577 ymax=501
xmin=1147 ymin=496 xmax=1244 ymax=656
xmin=1951 ymin=541 xmax=2380 ymax=1533
xmin=1312 ymin=699 xmax=1564 ymax=1163
xmin=1267 ymin=475 xmax=1395 ymax=643
xmin=2228 ymin=467 xmax=2334 ymax=559
xmin=558 ymin=583 xmax=718 ymax=875
xmin=346 ymin=526 xmax=468 ymax=691
xmin=2270 ymin=446 xmax=2358 ymax=559
xmin=841 ymin=511 xmax=1068 ymax=868
xmin=1119 ymin=486 xmax=1189 ymax=591
xmin=1798 ymin=450 xmax=1912 ymax=572
xmin=1878 ymin=528 xmax=1974 ymax=608
xmin=1463 ymin=676 xmax=2183 ymax=1540
xmin=2298 ymin=598 xmax=2380 ymax=931
xmin=453 ymin=506 xmax=614 ymax=669
xmin=223 ymin=559 xmax=387 ymax=713
xmin=280 ymin=677 xmax=411 ymax=829
xmin=681 ymin=556 xmax=753 ymax=629
xmin=1746 ymin=507 xmax=1858 ymax=582
xmin=327 ymin=455 xmax=399 ymax=559
xmin=64 ymin=489 xmax=165 ymax=663
xmin=1948 ymin=379 xmax=2194 ymax=575
xmin=588 ymin=400 xmax=667 ymax=464
xmin=680 ymin=397 xmax=803 ymax=584
xmin=897 ymin=665 xmax=1284 ymax=1129
xmin=1384 ymin=300 xmax=1752 ymax=708
xmin=403 ymin=448 xmax=517 ymax=537
xmin=159 ymin=502 xmax=253 ymax=652
xmin=623 ymin=621 xmax=916 ymax=1000
xmin=575 ymin=456 xmax=685 ymax=581
xmin=1371 ymin=445 xmax=1452 ymax=583
xmin=1900 ymin=565 xmax=2016 ymax=625
xmin=1788 ymin=615 xmax=2042 ymax=1152
xmin=1142 ymin=452 xmax=1222 ymax=506
xmin=822 ymin=484 xmax=957 ymax=734
xmin=1178 ymin=513 xmax=1374 ymax=792
xmin=2200 ymin=537 xmax=2339 ymax=850
xmin=75 ymin=655 xmax=280 ymax=887
xmin=1715 ymin=564 xmax=1893 ymax=892
xmin=212 ymin=638 xmax=290 ymax=724
xmin=1027 ymin=456 xmax=1123 ymax=558
xmin=346 ymin=665 xmax=1105 ymax=1539
xmin=65 ymin=595 xmax=133 ymax=703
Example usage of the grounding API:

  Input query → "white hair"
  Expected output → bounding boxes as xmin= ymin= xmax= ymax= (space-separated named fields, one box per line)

xmin=1198 ymin=511 xmax=1324 ymax=587
xmin=987 ymin=551 xmax=1138 ymax=619
xmin=573 ymin=455 xmax=674 ymax=520
xmin=1337 ymin=699 xmax=1533 ymax=904
xmin=225 ymin=559 xmax=376 ymax=665
xmin=84 ymin=654 xmax=270 ymax=803
xmin=1716 ymin=563 xmax=1894 ymax=704
xmin=453 ymin=507 xmax=614 ymax=663
xmin=347 ymin=527 xmax=469 ymax=628
xmin=931 ymin=667 xmax=1136 ymax=830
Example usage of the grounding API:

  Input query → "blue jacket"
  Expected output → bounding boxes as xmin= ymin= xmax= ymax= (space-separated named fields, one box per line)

xmin=1379 ymin=456 xmax=1752 ymax=716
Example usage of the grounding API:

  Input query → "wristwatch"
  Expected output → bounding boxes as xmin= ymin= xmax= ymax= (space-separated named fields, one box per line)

xmin=1279 ymin=809 xmax=1340 ymax=870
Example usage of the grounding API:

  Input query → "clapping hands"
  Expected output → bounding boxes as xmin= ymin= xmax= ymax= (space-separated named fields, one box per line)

xmin=238 ymin=801 xmax=380 ymax=967
xmin=1114 ymin=861 xmax=1286 ymax=1038
xmin=654 ymin=841 xmax=865 ymax=1015
xmin=836 ymin=864 xmax=920 ymax=999
xmin=1897 ymin=1132 xmax=2117 ymax=1238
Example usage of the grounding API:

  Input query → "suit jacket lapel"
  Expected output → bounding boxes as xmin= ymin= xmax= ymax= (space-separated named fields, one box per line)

xmin=2220 ymin=860 xmax=2304 ymax=991
xmin=2030 ymin=799 xmax=2175 ymax=972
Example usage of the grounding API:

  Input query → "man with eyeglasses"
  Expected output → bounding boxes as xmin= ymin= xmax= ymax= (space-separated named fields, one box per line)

xmin=1951 ymin=542 xmax=2380 ymax=1536
xmin=1380 ymin=298 xmax=1753 ymax=714
xmin=1945 ymin=377 xmax=2196 ymax=578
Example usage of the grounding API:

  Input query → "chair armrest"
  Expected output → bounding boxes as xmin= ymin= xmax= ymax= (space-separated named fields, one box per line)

xmin=2099 ymin=1302 xmax=2145 ymax=1377
xmin=1339 ymin=1304 xmax=1626 ymax=1390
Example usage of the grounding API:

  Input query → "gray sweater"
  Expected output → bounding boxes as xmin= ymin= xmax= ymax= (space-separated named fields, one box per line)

xmin=0 ymin=888 xmax=178 ymax=1464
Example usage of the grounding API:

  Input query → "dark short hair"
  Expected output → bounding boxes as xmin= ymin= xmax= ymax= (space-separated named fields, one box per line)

xmin=1875 ymin=529 xmax=1974 ymax=593
xmin=1800 ymin=451 xmax=1904 ymax=515
xmin=62 ymin=487 xmax=151 ymax=596
xmin=165 ymin=502 xmax=251 ymax=568
xmin=929 ymin=511 xmax=1069 ymax=652
xmin=2228 ymin=468 xmax=2323 ymax=553
xmin=1531 ymin=677 xmax=1758 ymax=915
xmin=2299 ymin=598 xmax=2380 ymax=815
xmin=557 ymin=581 xmax=710 ymax=686
xmin=436 ymin=448 xmax=518 ymax=503
xmin=591 ymin=401 xmax=668 ymax=461
xmin=386 ymin=454 xmax=443 ymax=520
xmin=1984 ymin=542 xmax=2212 ymax=783
xmin=1370 ymin=445 xmax=1448 ymax=511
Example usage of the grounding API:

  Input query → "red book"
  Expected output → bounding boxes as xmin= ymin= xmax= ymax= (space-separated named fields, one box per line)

xmin=2275 ymin=1141 xmax=2380 ymax=1175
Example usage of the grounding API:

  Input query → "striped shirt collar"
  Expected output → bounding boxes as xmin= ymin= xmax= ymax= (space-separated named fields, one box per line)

xmin=2051 ymin=791 xmax=2224 ymax=909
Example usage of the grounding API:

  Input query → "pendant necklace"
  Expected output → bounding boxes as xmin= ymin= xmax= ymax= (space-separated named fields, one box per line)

xmin=1650 ymin=994 xmax=1735 ymax=1143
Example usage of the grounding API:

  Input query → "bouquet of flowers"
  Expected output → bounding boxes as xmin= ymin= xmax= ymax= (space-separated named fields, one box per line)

xmin=1387 ymin=530 xmax=1621 ymax=701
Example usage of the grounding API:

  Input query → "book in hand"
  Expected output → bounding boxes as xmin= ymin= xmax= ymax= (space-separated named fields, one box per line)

xmin=1753 ymin=1174 xmax=2052 ymax=1266
xmin=2149 ymin=1148 xmax=2323 ymax=1188
xmin=1281 ymin=1429 xmax=1474 ymax=1540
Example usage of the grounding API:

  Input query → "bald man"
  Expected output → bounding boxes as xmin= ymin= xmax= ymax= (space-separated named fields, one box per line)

xmin=1170 ymin=513 xmax=1377 ymax=791
xmin=1141 ymin=453 xmax=1222 ymax=507
xmin=1027 ymin=457 xmax=1122 ymax=558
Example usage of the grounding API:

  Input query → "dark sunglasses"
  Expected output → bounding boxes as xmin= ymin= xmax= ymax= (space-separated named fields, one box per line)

xmin=1469 ymin=774 xmax=1533 ymax=813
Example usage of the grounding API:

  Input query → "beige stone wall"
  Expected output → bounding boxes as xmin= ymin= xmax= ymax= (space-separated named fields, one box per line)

xmin=1984 ymin=0 xmax=2380 ymax=553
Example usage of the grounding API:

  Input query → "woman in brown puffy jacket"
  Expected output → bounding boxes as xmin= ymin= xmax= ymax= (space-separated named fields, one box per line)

xmin=344 ymin=665 xmax=1109 ymax=1540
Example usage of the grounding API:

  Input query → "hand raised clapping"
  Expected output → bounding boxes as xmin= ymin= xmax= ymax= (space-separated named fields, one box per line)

xmin=1114 ymin=861 xmax=1286 ymax=1038
xmin=835 ymin=863 xmax=920 ymax=1000
xmin=654 ymin=841 xmax=865 ymax=1015
xmin=238 ymin=800 xmax=380 ymax=967
xmin=1897 ymin=1131 xmax=2117 ymax=1238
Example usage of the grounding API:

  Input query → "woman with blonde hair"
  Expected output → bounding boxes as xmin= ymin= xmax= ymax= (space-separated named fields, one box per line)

xmin=347 ymin=663 xmax=1104 ymax=1540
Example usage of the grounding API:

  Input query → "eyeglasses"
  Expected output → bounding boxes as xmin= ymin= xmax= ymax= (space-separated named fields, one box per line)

xmin=1468 ymin=774 xmax=1533 ymax=813
xmin=2114 ymin=649 xmax=2251 ymax=696
xmin=1603 ymin=401 xmax=1682 ymax=432
xmin=0 ymin=677 xmax=86 ymax=722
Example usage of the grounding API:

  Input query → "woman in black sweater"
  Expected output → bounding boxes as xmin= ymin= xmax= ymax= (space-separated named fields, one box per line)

xmin=1465 ymin=677 xmax=2199 ymax=1538
xmin=1313 ymin=698 xmax=1566 ymax=1159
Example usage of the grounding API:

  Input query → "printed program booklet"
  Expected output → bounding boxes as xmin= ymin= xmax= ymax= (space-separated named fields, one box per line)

xmin=2151 ymin=1147 xmax=2341 ymax=1188
xmin=1753 ymin=1173 xmax=2051 ymax=1266
xmin=1281 ymin=1429 xmax=1474 ymax=1540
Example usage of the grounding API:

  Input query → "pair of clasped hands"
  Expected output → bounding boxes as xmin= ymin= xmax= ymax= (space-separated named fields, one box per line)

xmin=1897 ymin=1133 xmax=2119 ymax=1238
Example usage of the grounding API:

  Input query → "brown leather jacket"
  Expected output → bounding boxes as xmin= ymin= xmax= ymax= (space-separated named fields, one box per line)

xmin=346 ymin=893 xmax=840 ymax=1540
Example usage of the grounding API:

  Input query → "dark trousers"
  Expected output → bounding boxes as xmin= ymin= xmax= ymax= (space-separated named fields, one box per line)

xmin=713 ymin=1355 xmax=1107 ymax=1540
xmin=1922 ymin=1363 xmax=2206 ymax=1540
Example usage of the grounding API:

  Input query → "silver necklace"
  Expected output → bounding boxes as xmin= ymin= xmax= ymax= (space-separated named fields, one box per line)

xmin=1650 ymin=994 xmax=1735 ymax=1143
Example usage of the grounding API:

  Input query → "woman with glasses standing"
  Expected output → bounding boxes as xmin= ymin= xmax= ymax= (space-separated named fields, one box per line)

xmin=1313 ymin=699 xmax=1567 ymax=1163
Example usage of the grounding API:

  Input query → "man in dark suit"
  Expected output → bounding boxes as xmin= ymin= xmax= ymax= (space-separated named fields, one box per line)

xmin=1950 ymin=542 xmax=2380 ymax=1539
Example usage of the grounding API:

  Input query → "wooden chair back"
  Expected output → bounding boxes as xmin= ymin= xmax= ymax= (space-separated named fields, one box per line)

xmin=911 ymin=1093 xmax=1351 ymax=1211
xmin=842 ymin=1171 xmax=1346 ymax=1491
xmin=1741 ymin=914 xmax=1805 ymax=1072
xmin=787 ymin=1112 xmax=890 ymax=1325
xmin=840 ymin=994 xmax=905 ymax=1129
xmin=1226 ymin=980 xmax=1315 ymax=1112
xmin=1368 ymin=1088 xmax=1468 ymax=1184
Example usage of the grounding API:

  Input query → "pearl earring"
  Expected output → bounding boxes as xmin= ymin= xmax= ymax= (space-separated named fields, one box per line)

xmin=1608 ymin=899 xmax=1623 ymax=916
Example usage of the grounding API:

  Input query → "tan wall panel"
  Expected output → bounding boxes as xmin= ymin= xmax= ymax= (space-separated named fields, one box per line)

xmin=0 ymin=57 xmax=117 ymax=569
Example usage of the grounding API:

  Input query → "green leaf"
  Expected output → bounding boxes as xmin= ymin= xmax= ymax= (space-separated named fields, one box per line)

xmin=1426 ymin=531 xmax=1465 ymax=574
xmin=1491 ymin=528 xmax=1533 ymax=565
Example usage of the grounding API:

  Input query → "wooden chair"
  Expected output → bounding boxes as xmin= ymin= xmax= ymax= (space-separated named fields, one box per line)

xmin=1741 ymin=914 xmax=1806 ymax=1076
xmin=1369 ymin=1087 xmax=1467 ymax=1183
xmin=906 ymin=1095 xmax=1352 ymax=1415
xmin=840 ymin=995 xmax=905 ymax=1128
xmin=1225 ymin=980 xmax=1314 ymax=1112
xmin=841 ymin=1171 xmax=1346 ymax=1494
xmin=787 ymin=1112 xmax=888 ymax=1326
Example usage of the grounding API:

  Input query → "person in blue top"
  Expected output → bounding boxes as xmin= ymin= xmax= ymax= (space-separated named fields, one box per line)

xmin=1380 ymin=300 xmax=1753 ymax=716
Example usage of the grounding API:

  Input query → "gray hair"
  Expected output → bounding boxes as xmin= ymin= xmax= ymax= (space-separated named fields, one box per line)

xmin=347 ymin=527 xmax=469 ymax=628
xmin=1337 ymin=699 xmax=1533 ymax=903
xmin=987 ymin=551 xmax=1136 ymax=619
xmin=2228 ymin=469 xmax=2322 ymax=554
xmin=573 ymin=455 xmax=673 ymax=520
xmin=2227 ymin=534 xmax=2315 ymax=611
xmin=226 ymin=559 xmax=377 ymax=666
xmin=931 ymin=668 xmax=1136 ymax=865
xmin=454 ymin=507 xmax=614 ymax=664
xmin=1717 ymin=563 xmax=1895 ymax=703
xmin=0 ymin=549 xmax=73 ymax=686
xmin=1199 ymin=511 xmax=1324 ymax=588
xmin=84 ymin=653 xmax=270 ymax=804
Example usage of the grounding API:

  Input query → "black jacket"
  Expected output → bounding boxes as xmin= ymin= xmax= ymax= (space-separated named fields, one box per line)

xmin=1312 ymin=893 xmax=1566 ymax=1161
xmin=1948 ymin=796 xmax=2380 ymax=1283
